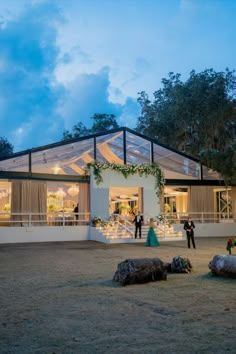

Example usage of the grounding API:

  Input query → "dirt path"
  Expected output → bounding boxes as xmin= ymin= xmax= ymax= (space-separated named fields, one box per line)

xmin=0 ymin=237 xmax=235 ymax=354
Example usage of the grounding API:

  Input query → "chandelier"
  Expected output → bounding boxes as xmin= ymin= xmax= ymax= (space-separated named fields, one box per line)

xmin=56 ymin=188 xmax=66 ymax=198
xmin=52 ymin=164 xmax=61 ymax=174
xmin=68 ymin=185 xmax=79 ymax=197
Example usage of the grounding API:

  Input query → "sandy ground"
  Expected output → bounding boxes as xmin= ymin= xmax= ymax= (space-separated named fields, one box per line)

xmin=0 ymin=237 xmax=235 ymax=354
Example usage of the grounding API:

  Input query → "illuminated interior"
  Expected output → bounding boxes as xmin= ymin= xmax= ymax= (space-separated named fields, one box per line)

xmin=0 ymin=127 xmax=220 ymax=180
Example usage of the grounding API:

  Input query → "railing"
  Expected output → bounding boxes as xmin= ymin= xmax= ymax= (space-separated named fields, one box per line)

xmin=103 ymin=214 xmax=134 ymax=238
xmin=144 ymin=212 xmax=235 ymax=225
xmin=143 ymin=213 xmax=180 ymax=239
xmin=159 ymin=212 xmax=235 ymax=224
xmin=115 ymin=214 xmax=134 ymax=237
xmin=0 ymin=211 xmax=235 ymax=228
xmin=0 ymin=212 xmax=90 ymax=227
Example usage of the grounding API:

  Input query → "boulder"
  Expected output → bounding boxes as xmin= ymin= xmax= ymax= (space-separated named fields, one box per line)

xmin=113 ymin=258 xmax=167 ymax=286
xmin=166 ymin=256 xmax=192 ymax=273
xmin=208 ymin=255 xmax=236 ymax=278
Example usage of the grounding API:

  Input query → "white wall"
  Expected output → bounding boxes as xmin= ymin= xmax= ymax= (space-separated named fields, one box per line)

xmin=90 ymin=168 xmax=160 ymax=220
xmin=174 ymin=223 xmax=236 ymax=237
xmin=0 ymin=226 xmax=89 ymax=244
xmin=0 ymin=223 xmax=235 ymax=244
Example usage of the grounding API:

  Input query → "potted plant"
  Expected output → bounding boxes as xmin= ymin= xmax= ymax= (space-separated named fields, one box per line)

xmin=91 ymin=216 xmax=102 ymax=227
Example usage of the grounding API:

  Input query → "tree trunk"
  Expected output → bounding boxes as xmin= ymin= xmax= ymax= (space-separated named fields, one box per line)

xmin=113 ymin=258 xmax=167 ymax=286
xmin=208 ymin=255 xmax=236 ymax=278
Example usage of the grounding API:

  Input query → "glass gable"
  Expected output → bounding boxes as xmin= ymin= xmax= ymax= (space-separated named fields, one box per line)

xmin=126 ymin=132 xmax=151 ymax=164
xmin=95 ymin=132 xmax=124 ymax=164
xmin=0 ymin=128 xmax=220 ymax=181
xmin=32 ymin=138 xmax=94 ymax=175
xmin=153 ymin=144 xmax=200 ymax=179
xmin=0 ymin=154 xmax=29 ymax=172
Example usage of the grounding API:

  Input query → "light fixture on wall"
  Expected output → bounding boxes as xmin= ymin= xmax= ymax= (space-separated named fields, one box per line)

xmin=68 ymin=184 xmax=79 ymax=197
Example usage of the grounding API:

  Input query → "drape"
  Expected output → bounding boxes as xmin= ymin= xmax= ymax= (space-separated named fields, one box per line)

xmin=175 ymin=195 xmax=188 ymax=214
xmin=11 ymin=180 xmax=47 ymax=226
xmin=78 ymin=183 xmax=90 ymax=222
xmin=188 ymin=186 xmax=215 ymax=222
xmin=138 ymin=187 xmax=143 ymax=213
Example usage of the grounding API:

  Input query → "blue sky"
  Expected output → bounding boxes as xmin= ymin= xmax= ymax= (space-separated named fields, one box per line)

xmin=0 ymin=0 xmax=235 ymax=152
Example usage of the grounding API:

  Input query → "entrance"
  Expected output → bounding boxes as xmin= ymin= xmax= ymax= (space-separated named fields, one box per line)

xmin=109 ymin=186 xmax=143 ymax=221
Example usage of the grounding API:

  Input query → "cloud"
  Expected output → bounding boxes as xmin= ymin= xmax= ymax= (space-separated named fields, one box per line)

xmin=0 ymin=1 xmax=140 ymax=152
xmin=59 ymin=66 xmax=140 ymax=130
xmin=0 ymin=1 xmax=66 ymax=151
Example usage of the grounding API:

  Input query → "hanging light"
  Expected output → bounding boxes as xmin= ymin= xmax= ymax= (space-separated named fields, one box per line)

xmin=56 ymin=188 xmax=66 ymax=198
xmin=68 ymin=185 xmax=79 ymax=197
xmin=52 ymin=164 xmax=61 ymax=174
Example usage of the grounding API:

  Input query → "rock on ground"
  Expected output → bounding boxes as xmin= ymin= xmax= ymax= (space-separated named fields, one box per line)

xmin=209 ymin=254 xmax=236 ymax=278
xmin=113 ymin=257 xmax=167 ymax=285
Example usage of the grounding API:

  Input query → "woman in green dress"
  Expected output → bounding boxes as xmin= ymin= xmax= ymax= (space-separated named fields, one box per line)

xmin=146 ymin=218 xmax=160 ymax=247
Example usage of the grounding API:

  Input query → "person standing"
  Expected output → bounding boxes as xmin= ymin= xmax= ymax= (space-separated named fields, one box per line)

xmin=73 ymin=203 xmax=79 ymax=222
xmin=146 ymin=218 xmax=160 ymax=247
xmin=184 ymin=216 xmax=196 ymax=249
xmin=133 ymin=211 xmax=144 ymax=239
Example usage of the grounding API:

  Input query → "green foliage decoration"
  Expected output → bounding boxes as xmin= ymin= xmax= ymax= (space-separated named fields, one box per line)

xmin=87 ymin=161 xmax=165 ymax=197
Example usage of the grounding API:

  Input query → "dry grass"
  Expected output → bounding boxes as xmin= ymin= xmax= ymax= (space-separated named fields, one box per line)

xmin=0 ymin=237 xmax=235 ymax=354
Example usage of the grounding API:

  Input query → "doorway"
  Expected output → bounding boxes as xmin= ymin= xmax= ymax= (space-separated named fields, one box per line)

xmin=109 ymin=186 xmax=143 ymax=221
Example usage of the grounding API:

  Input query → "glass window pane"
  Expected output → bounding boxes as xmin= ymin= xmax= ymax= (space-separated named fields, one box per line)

xmin=126 ymin=132 xmax=151 ymax=164
xmin=96 ymin=132 xmax=124 ymax=164
xmin=32 ymin=138 xmax=94 ymax=175
xmin=153 ymin=144 xmax=200 ymax=179
xmin=0 ymin=154 xmax=29 ymax=172
xmin=202 ymin=165 xmax=220 ymax=180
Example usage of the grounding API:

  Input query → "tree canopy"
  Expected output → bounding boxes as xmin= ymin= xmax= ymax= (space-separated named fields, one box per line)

xmin=0 ymin=137 xmax=14 ymax=158
xmin=62 ymin=113 xmax=120 ymax=140
xmin=136 ymin=69 xmax=236 ymax=183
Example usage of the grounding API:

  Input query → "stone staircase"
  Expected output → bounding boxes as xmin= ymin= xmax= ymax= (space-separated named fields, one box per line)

xmin=90 ymin=220 xmax=184 ymax=244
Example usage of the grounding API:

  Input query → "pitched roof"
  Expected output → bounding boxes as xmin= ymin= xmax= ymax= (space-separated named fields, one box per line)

xmin=0 ymin=127 xmax=220 ymax=181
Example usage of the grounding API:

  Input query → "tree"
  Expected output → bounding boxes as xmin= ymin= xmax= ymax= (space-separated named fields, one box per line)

xmin=0 ymin=137 xmax=14 ymax=158
xmin=201 ymin=145 xmax=236 ymax=185
xmin=90 ymin=113 xmax=120 ymax=133
xmin=62 ymin=122 xmax=90 ymax=140
xmin=62 ymin=114 xmax=120 ymax=140
xmin=136 ymin=69 xmax=236 ymax=181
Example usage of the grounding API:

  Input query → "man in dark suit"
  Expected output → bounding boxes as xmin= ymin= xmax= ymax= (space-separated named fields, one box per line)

xmin=184 ymin=216 xmax=196 ymax=249
xmin=73 ymin=203 xmax=79 ymax=222
xmin=133 ymin=211 xmax=144 ymax=239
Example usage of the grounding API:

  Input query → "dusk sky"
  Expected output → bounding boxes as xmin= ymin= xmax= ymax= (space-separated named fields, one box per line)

xmin=0 ymin=0 xmax=235 ymax=152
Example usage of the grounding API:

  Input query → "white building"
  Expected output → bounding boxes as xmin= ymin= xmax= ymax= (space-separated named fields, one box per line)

xmin=0 ymin=127 xmax=235 ymax=243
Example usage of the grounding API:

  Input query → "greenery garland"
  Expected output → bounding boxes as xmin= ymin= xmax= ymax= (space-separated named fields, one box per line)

xmin=87 ymin=161 xmax=165 ymax=197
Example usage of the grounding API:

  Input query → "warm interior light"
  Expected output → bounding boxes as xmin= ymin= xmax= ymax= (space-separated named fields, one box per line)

xmin=119 ymin=195 xmax=129 ymax=199
xmin=56 ymin=188 xmax=66 ymax=198
xmin=68 ymin=185 xmax=79 ymax=197
xmin=52 ymin=164 xmax=61 ymax=174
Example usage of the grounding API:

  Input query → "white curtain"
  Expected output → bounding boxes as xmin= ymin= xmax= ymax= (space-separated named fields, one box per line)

xmin=188 ymin=186 xmax=215 ymax=222
xmin=78 ymin=183 xmax=90 ymax=221
xmin=138 ymin=187 xmax=143 ymax=213
xmin=175 ymin=195 xmax=188 ymax=213
xmin=11 ymin=180 xmax=47 ymax=226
